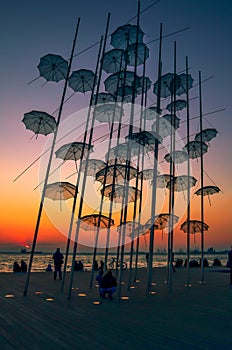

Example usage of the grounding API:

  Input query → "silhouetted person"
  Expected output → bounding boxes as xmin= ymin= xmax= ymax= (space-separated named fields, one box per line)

xmin=20 ymin=260 xmax=27 ymax=272
xmin=213 ymin=258 xmax=221 ymax=267
xmin=13 ymin=261 xmax=21 ymax=272
xmin=46 ymin=263 xmax=52 ymax=272
xmin=52 ymin=248 xmax=64 ymax=280
xmin=175 ymin=259 xmax=183 ymax=268
xmin=101 ymin=270 xmax=117 ymax=300
xmin=145 ymin=252 xmax=149 ymax=265
xmin=96 ymin=269 xmax=104 ymax=297
xmin=227 ymin=245 xmax=232 ymax=285
xmin=100 ymin=260 xmax=104 ymax=270
xmin=74 ymin=260 xmax=79 ymax=271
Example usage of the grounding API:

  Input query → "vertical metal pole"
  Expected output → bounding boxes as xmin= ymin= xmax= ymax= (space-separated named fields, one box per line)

xmin=23 ymin=18 xmax=80 ymax=296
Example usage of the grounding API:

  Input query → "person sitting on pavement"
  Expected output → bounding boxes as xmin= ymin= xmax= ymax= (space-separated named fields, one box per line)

xmin=101 ymin=270 xmax=117 ymax=300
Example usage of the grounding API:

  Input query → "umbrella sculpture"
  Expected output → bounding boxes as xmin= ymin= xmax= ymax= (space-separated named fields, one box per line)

xmin=101 ymin=184 xmax=141 ymax=203
xmin=175 ymin=73 xmax=194 ymax=96
xmin=105 ymin=141 xmax=140 ymax=164
xmin=142 ymin=106 xmax=162 ymax=121
xmin=194 ymin=185 xmax=221 ymax=206
xmin=68 ymin=69 xmax=96 ymax=93
xmin=94 ymin=103 xmax=123 ymax=123
xmin=110 ymin=24 xmax=144 ymax=50
xmin=127 ymin=42 xmax=149 ymax=66
xmin=80 ymin=159 xmax=106 ymax=177
xmin=104 ymin=71 xmax=140 ymax=95
xmin=96 ymin=164 xmax=138 ymax=185
xmin=45 ymin=181 xmax=77 ymax=210
xmin=22 ymin=110 xmax=57 ymax=138
xmin=79 ymin=214 xmax=114 ymax=231
xmin=154 ymin=213 xmax=179 ymax=240
xmin=167 ymin=175 xmax=197 ymax=197
xmin=164 ymin=150 xmax=189 ymax=164
xmin=136 ymin=76 xmax=152 ymax=95
xmin=117 ymin=221 xmax=142 ymax=237
xmin=166 ymin=99 xmax=187 ymax=112
xmin=152 ymin=114 xmax=180 ymax=139
xmin=180 ymin=220 xmax=209 ymax=243
xmin=153 ymin=73 xmax=178 ymax=98
xmin=194 ymin=128 xmax=218 ymax=143
xmin=37 ymin=53 xmax=68 ymax=82
xmin=114 ymin=86 xmax=136 ymax=103
xmin=126 ymin=131 xmax=162 ymax=153
xmin=138 ymin=168 xmax=160 ymax=180
xmin=183 ymin=140 xmax=208 ymax=159
xmin=91 ymin=92 xmax=115 ymax=105
xmin=55 ymin=142 xmax=93 ymax=163
xmin=102 ymin=49 xmax=127 ymax=74
xmin=155 ymin=174 xmax=173 ymax=189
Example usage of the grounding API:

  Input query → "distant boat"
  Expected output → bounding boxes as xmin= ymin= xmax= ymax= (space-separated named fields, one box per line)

xmin=20 ymin=248 xmax=42 ymax=254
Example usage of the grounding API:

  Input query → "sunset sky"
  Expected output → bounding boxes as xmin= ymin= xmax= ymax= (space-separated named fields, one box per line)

xmin=1 ymin=0 xmax=231 ymax=252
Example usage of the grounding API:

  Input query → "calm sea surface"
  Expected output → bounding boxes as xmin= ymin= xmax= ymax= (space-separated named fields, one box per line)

xmin=0 ymin=252 xmax=228 ymax=272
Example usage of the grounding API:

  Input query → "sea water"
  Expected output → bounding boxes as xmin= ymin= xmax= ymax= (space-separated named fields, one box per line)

xmin=0 ymin=252 xmax=228 ymax=272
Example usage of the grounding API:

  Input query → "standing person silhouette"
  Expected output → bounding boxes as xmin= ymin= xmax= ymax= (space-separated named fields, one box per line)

xmin=52 ymin=248 xmax=64 ymax=280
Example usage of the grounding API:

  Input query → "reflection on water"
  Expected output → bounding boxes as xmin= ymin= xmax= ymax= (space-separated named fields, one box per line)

xmin=0 ymin=253 xmax=228 ymax=272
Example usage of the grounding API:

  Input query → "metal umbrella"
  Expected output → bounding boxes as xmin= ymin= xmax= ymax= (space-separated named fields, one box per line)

xmin=105 ymin=141 xmax=140 ymax=164
xmin=79 ymin=214 xmax=114 ymax=230
xmin=138 ymin=168 xmax=160 ymax=180
xmin=142 ymin=106 xmax=162 ymax=121
xmin=194 ymin=128 xmax=218 ymax=143
xmin=155 ymin=213 xmax=179 ymax=240
xmin=126 ymin=130 xmax=162 ymax=148
xmin=96 ymin=164 xmax=138 ymax=184
xmin=167 ymin=175 xmax=197 ymax=192
xmin=175 ymin=73 xmax=194 ymax=95
xmin=114 ymin=86 xmax=136 ymax=103
xmin=164 ymin=150 xmax=189 ymax=164
xmin=127 ymin=42 xmax=149 ymax=66
xmin=183 ymin=140 xmax=208 ymax=159
xmin=102 ymin=49 xmax=127 ymax=74
xmin=55 ymin=142 xmax=93 ymax=162
xmin=91 ymin=92 xmax=115 ymax=105
xmin=180 ymin=220 xmax=209 ymax=235
xmin=101 ymin=184 xmax=140 ymax=203
xmin=45 ymin=181 xmax=77 ymax=210
xmin=153 ymin=73 xmax=178 ymax=98
xmin=104 ymin=71 xmax=140 ymax=95
xmin=137 ymin=76 xmax=152 ymax=95
xmin=166 ymin=99 xmax=187 ymax=112
xmin=152 ymin=114 xmax=180 ymax=139
xmin=68 ymin=69 xmax=96 ymax=93
xmin=155 ymin=174 xmax=173 ymax=189
xmin=22 ymin=110 xmax=57 ymax=138
xmin=80 ymin=159 xmax=106 ymax=177
xmin=110 ymin=24 xmax=144 ymax=50
xmin=37 ymin=53 xmax=68 ymax=82
xmin=94 ymin=103 xmax=123 ymax=123
xmin=194 ymin=185 xmax=221 ymax=206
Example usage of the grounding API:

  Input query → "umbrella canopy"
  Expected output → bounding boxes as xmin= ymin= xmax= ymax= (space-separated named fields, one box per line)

xmin=175 ymin=73 xmax=194 ymax=95
xmin=114 ymin=86 xmax=136 ymax=103
xmin=22 ymin=110 xmax=57 ymax=137
xmin=105 ymin=141 xmax=140 ymax=164
xmin=137 ymin=76 xmax=152 ymax=95
xmin=80 ymin=159 xmax=106 ymax=177
xmin=101 ymin=184 xmax=140 ymax=203
xmin=194 ymin=128 xmax=218 ymax=143
xmin=117 ymin=221 xmax=142 ymax=237
xmin=37 ymin=53 xmax=68 ymax=82
xmin=180 ymin=220 xmax=209 ymax=234
xmin=104 ymin=71 xmax=140 ymax=95
xmin=152 ymin=114 xmax=180 ymax=139
xmin=167 ymin=175 xmax=197 ymax=192
xmin=155 ymin=174 xmax=173 ymax=188
xmin=164 ymin=150 xmax=189 ymax=164
xmin=96 ymin=164 xmax=138 ymax=184
xmin=126 ymin=130 xmax=162 ymax=147
xmin=127 ymin=43 xmax=149 ymax=66
xmin=94 ymin=103 xmax=123 ymax=123
xmin=55 ymin=142 xmax=93 ymax=162
xmin=110 ymin=24 xmax=144 ymax=50
xmin=194 ymin=185 xmax=221 ymax=205
xmin=68 ymin=69 xmax=96 ymax=93
xmin=183 ymin=141 xmax=208 ymax=159
xmin=45 ymin=182 xmax=76 ymax=200
xmin=142 ymin=107 xmax=162 ymax=121
xmin=79 ymin=214 xmax=114 ymax=230
xmin=154 ymin=213 xmax=179 ymax=230
xmin=153 ymin=73 xmax=178 ymax=98
xmin=91 ymin=92 xmax=115 ymax=105
xmin=138 ymin=168 xmax=160 ymax=180
xmin=166 ymin=99 xmax=187 ymax=112
xmin=102 ymin=49 xmax=127 ymax=74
